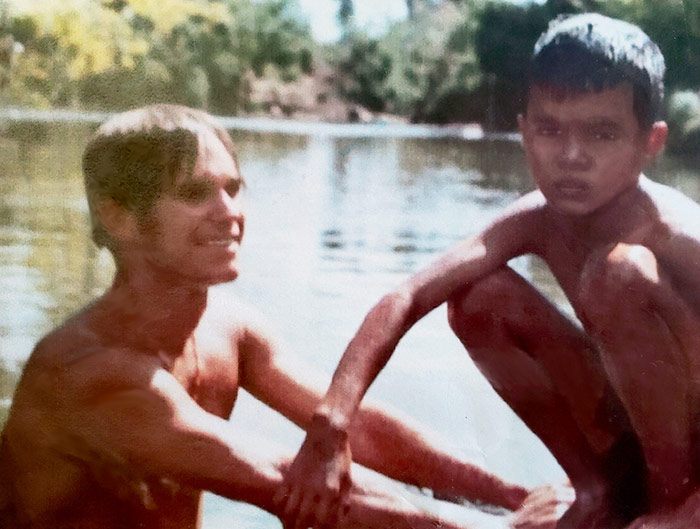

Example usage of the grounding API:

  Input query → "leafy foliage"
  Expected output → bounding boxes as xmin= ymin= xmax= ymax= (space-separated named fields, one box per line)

xmin=667 ymin=89 xmax=700 ymax=154
xmin=0 ymin=0 xmax=315 ymax=112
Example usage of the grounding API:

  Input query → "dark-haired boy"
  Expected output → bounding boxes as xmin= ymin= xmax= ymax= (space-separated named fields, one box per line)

xmin=281 ymin=13 xmax=700 ymax=529
xmin=0 ymin=104 xmax=549 ymax=529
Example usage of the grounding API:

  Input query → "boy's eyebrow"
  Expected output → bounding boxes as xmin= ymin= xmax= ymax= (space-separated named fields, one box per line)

xmin=529 ymin=113 xmax=623 ymax=128
xmin=585 ymin=117 xmax=622 ymax=128
xmin=530 ymin=114 xmax=559 ymax=124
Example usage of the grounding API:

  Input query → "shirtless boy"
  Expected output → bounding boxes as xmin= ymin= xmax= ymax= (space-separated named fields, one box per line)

xmin=0 ymin=104 xmax=547 ymax=529
xmin=281 ymin=13 xmax=700 ymax=529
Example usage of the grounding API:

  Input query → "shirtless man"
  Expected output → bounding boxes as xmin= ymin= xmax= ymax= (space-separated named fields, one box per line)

xmin=0 ymin=104 xmax=544 ymax=529
xmin=280 ymin=13 xmax=700 ymax=529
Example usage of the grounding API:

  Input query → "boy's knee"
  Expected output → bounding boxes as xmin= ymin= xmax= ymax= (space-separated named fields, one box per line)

xmin=447 ymin=268 xmax=514 ymax=342
xmin=578 ymin=243 xmax=659 ymax=324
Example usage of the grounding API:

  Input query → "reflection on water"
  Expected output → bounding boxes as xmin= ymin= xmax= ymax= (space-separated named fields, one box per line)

xmin=0 ymin=122 xmax=112 ymax=370
xmin=1 ymin=119 xmax=699 ymax=527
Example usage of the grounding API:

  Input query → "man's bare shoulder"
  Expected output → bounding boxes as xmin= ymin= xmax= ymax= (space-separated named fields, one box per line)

xmin=205 ymin=288 xmax=274 ymax=346
xmin=33 ymin=309 xmax=146 ymax=370
xmin=13 ymin=308 xmax=163 ymax=422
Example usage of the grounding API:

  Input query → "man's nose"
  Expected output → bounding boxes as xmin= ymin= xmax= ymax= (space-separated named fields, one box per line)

xmin=211 ymin=189 xmax=243 ymax=222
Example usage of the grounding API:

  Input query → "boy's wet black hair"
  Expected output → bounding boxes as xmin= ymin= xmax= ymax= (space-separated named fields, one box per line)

xmin=526 ymin=13 xmax=665 ymax=130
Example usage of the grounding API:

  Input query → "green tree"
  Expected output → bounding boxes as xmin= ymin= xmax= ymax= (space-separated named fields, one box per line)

xmin=338 ymin=0 xmax=354 ymax=37
xmin=474 ymin=1 xmax=553 ymax=128
xmin=379 ymin=0 xmax=483 ymax=122
xmin=335 ymin=34 xmax=392 ymax=111
xmin=602 ymin=0 xmax=700 ymax=90
xmin=0 ymin=0 xmax=315 ymax=113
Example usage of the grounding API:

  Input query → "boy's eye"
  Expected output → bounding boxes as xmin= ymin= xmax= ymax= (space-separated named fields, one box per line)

xmin=535 ymin=125 xmax=560 ymax=137
xmin=590 ymin=128 xmax=617 ymax=141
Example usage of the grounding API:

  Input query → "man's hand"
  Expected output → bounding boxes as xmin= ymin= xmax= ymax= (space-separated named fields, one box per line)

xmin=274 ymin=413 xmax=353 ymax=529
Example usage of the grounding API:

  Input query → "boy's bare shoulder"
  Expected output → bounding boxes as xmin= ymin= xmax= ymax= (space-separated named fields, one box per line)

xmin=484 ymin=190 xmax=549 ymax=253
xmin=501 ymin=190 xmax=548 ymax=217
xmin=643 ymin=178 xmax=700 ymax=237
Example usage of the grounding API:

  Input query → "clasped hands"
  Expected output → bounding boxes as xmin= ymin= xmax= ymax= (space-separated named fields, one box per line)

xmin=274 ymin=417 xmax=352 ymax=529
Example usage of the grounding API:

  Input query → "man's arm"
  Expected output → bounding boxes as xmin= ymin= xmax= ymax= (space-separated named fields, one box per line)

xmin=58 ymin=350 xmax=286 ymax=513
xmin=238 ymin=323 xmax=528 ymax=511
xmin=54 ymin=349 xmax=499 ymax=529
xmin=278 ymin=197 xmax=542 ymax=527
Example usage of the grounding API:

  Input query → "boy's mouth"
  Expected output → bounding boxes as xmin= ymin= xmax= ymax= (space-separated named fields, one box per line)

xmin=553 ymin=178 xmax=589 ymax=198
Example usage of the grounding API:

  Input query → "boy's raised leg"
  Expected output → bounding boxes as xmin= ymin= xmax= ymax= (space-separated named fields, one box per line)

xmin=577 ymin=243 xmax=700 ymax=510
xmin=447 ymin=267 xmax=641 ymax=528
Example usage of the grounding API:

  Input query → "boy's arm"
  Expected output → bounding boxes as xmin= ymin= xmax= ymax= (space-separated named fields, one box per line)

xmin=279 ymin=199 xmax=541 ymax=527
xmin=238 ymin=325 xmax=528 ymax=511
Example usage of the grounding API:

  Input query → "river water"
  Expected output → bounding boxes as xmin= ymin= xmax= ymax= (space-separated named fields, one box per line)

xmin=1 ymin=117 xmax=699 ymax=527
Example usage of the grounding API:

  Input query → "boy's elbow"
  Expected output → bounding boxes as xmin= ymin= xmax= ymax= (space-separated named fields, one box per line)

xmin=374 ymin=287 xmax=418 ymax=328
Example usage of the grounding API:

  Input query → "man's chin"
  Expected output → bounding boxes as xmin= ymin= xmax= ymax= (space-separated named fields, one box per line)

xmin=204 ymin=268 xmax=239 ymax=286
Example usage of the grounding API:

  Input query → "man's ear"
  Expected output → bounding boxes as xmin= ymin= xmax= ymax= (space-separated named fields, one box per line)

xmin=96 ymin=199 xmax=138 ymax=243
xmin=645 ymin=121 xmax=668 ymax=159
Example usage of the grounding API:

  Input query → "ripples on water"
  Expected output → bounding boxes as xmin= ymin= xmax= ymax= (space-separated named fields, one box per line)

xmin=1 ymin=116 xmax=699 ymax=527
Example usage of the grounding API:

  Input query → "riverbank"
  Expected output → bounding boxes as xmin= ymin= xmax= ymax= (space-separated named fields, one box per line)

xmin=0 ymin=106 xmax=517 ymax=141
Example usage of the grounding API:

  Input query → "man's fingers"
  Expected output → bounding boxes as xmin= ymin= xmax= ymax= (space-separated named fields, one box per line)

xmin=273 ymin=483 xmax=290 ymax=510
xmin=283 ymin=487 xmax=302 ymax=522
xmin=320 ymin=494 xmax=351 ymax=529
xmin=315 ymin=494 xmax=339 ymax=529
xmin=294 ymin=494 xmax=318 ymax=529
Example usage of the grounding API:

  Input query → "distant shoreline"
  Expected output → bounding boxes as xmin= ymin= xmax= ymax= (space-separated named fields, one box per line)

xmin=0 ymin=106 xmax=520 ymax=142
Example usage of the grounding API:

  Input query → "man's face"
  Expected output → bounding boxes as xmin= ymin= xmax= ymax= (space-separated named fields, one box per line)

xmin=519 ymin=83 xmax=661 ymax=216
xmin=135 ymin=130 xmax=245 ymax=285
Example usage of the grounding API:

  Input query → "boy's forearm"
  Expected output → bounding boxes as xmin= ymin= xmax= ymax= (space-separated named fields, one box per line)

xmin=306 ymin=290 xmax=529 ymax=510
xmin=348 ymin=407 xmax=528 ymax=510
xmin=319 ymin=290 xmax=418 ymax=431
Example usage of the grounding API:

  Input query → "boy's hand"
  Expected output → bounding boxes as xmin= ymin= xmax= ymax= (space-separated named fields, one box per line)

xmin=624 ymin=489 xmax=700 ymax=529
xmin=274 ymin=415 xmax=352 ymax=529
xmin=510 ymin=484 xmax=573 ymax=529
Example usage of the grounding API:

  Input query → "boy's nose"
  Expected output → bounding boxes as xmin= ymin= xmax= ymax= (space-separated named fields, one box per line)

xmin=557 ymin=133 xmax=591 ymax=169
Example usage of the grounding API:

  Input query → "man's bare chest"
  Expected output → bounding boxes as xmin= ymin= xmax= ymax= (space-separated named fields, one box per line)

xmin=167 ymin=332 xmax=241 ymax=419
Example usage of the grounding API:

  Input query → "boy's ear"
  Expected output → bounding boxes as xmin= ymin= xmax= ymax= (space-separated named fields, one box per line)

xmin=645 ymin=121 xmax=668 ymax=159
xmin=96 ymin=199 xmax=139 ymax=243
xmin=517 ymin=113 xmax=527 ymax=146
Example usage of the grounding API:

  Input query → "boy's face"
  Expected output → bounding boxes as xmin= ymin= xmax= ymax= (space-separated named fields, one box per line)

xmin=133 ymin=130 xmax=245 ymax=285
xmin=519 ymin=83 xmax=666 ymax=216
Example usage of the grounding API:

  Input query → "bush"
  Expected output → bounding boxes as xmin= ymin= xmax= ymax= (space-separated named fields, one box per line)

xmin=666 ymin=90 xmax=700 ymax=154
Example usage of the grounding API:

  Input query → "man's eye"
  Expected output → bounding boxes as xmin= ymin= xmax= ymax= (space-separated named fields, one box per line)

xmin=225 ymin=180 xmax=242 ymax=198
xmin=177 ymin=184 xmax=210 ymax=203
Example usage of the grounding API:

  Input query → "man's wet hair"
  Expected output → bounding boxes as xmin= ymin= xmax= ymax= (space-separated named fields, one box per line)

xmin=82 ymin=104 xmax=238 ymax=250
xmin=526 ymin=13 xmax=665 ymax=130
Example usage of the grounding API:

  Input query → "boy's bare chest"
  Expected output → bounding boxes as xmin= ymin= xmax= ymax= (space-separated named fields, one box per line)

xmin=537 ymin=210 xmax=664 ymax=300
